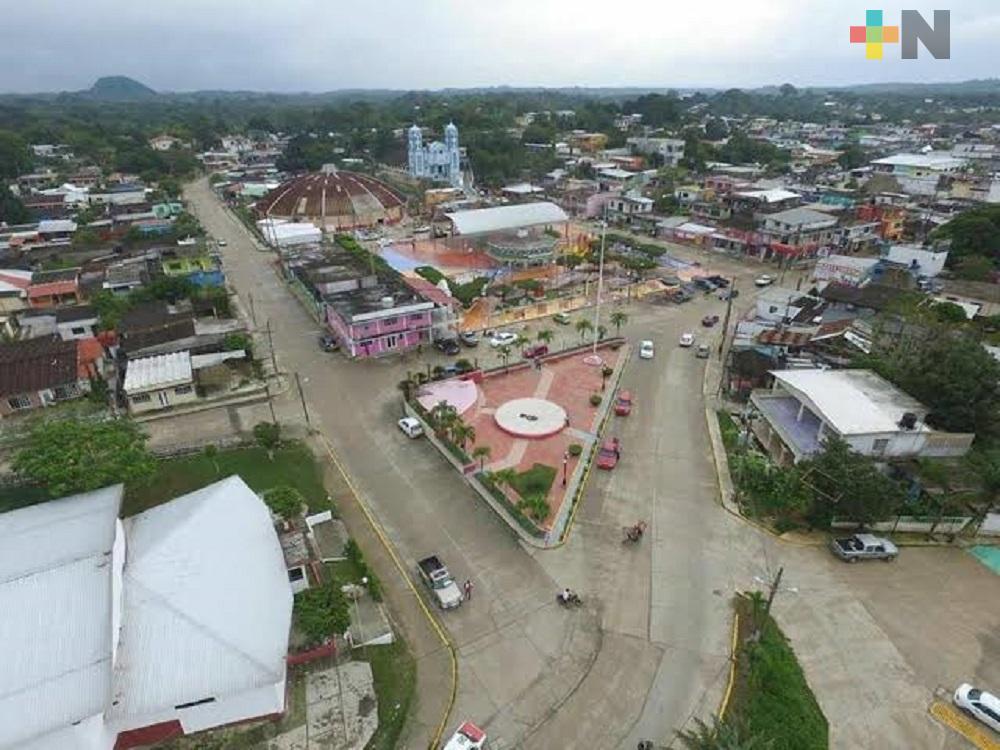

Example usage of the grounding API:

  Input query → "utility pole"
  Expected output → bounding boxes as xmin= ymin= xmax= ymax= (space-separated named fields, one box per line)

xmin=592 ymin=205 xmax=607 ymax=355
xmin=764 ymin=566 xmax=783 ymax=623
xmin=266 ymin=319 xmax=278 ymax=374
xmin=248 ymin=292 xmax=257 ymax=326
xmin=294 ymin=372 xmax=311 ymax=428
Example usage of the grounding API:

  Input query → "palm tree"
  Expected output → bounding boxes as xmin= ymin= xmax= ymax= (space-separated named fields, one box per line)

xmin=490 ymin=467 xmax=518 ymax=495
xmin=610 ymin=310 xmax=628 ymax=335
xmin=498 ymin=344 xmax=512 ymax=372
xmin=452 ymin=422 xmax=476 ymax=450
xmin=676 ymin=716 xmax=769 ymax=750
xmin=431 ymin=400 xmax=457 ymax=435
xmin=537 ymin=329 xmax=554 ymax=347
xmin=597 ymin=324 xmax=608 ymax=341
xmin=472 ymin=445 xmax=492 ymax=471
xmin=576 ymin=318 xmax=593 ymax=343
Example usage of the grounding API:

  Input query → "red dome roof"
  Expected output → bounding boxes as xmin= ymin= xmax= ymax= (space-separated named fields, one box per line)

xmin=257 ymin=169 xmax=405 ymax=227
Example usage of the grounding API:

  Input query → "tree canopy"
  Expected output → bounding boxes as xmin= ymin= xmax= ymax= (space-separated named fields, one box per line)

xmin=13 ymin=418 xmax=157 ymax=497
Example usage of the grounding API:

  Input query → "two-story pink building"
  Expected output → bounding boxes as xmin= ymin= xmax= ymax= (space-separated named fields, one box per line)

xmin=325 ymin=292 xmax=434 ymax=358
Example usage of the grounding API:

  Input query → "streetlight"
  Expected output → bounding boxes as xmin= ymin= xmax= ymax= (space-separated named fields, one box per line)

xmin=592 ymin=205 xmax=608 ymax=355
xmin=354 ymin=576 xmax=369 ymax=649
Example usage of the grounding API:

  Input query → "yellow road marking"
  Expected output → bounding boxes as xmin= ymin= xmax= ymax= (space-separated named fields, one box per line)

xmin=718 ymin=612 xmax=740 ymax=719
xmin=318 ymin=434 xmax=458 ymax=750
xmin=930 ymin=700 xmax=1000 ymax=750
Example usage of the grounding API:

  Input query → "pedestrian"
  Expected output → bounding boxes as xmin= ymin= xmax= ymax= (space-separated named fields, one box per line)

xmin=463 ymin=579 xmax=473 ymax=601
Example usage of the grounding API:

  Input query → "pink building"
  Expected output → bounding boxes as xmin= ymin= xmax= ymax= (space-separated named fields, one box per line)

xmin=325 ymin=292 xmax=434 ymax=358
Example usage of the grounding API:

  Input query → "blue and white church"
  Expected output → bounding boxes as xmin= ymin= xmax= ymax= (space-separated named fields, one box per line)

xmin=407 ymin=122 xmax=463 ymax=188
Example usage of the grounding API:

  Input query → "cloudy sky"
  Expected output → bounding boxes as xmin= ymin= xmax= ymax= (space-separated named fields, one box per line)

xmin=2 ymin=0 xmax=997 ymax=93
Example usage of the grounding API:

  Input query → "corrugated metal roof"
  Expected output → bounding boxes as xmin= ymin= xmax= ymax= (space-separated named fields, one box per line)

xmin=123 ymin=351 xmax=192 ymax=394
xmin=445 ymin=202 xmax=568 ymax=235
xmin=0 ymin=485 xmax=123 ymax=748
xmin=109 ymin=476 xmax=292 ymax=720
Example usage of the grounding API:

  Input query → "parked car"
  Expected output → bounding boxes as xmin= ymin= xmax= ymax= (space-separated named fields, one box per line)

xmin=696 ymin=344 xmax=711 ymax=359
xmin=397 ymin=417 xmax=424 ymax=438
xmin=829 ymin=533 xmax=898 ymax=562
xmin=444 ymin=722 xmax=488 ymax=750
xmin=417 ymin=555 xmax=463 ymax=609
xmin=639 ymin=340 xmax=655 ymax=359
xmin=614 ymin=390 xmax=633 ymax=416
xmin=707 ymin=275 xmax=729 ymax=287
xmin=489 ymin=331 xmax=518 ymax=348
xmin=217 ymin=239 xmax=228 ymax=247
xmin=953 ymin=683 xmax=1000 ymax=733
xmin=553 ymin=312 xmax=571 ymax=325
xmin=523 ymin=343 xmax=549 ymax=359
xmin=459 ymin=331 xmax=480 ymax=347
xmin=718 ymin=289 xmax=740 ymax=301
xmin=692 ymin=277 xmax=717 ymax=291
xmin=679 ymin=332 xmax=695 ymax=347
xmin=701 ymin=315 xmax=720 ymax=327
xmin=596 ymin=437 xmax=621 ymax=470
xmin=754 ymin=274 xmax=774 ymax=287
xmin=434 ymin=337 xmax=461 ymax=355
xmin=319 ymin=334 xmax=339 ymax=352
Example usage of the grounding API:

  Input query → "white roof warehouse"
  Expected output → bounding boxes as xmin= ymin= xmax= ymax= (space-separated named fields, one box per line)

xmin=0 ymin=476 xmax=292 ymax=750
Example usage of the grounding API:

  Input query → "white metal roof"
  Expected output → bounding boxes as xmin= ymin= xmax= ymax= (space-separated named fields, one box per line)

xmin=109 ymin=476 xmax=292 ymax=720
xmin=0 ymin=485 xmax=123 ymax=749
xmin=871 ymin=152 xmax=965 ymax=169
xmin=733 ymin=188 xmax=800 ymax=203
xmin=766 ymin=207 xmax=838 ymax=228
xmin=445 ymin=202 xmax=568 ymax=235
xmin=770 ymin=369 xmax=928 ymax=435
xmin=123 ymin=351 xmax=192 ymax=394
xmin=37 ymin=219 xmax=78 ymax=234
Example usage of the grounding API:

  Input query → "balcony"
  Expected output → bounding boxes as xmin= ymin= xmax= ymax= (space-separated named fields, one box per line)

xmin=750 ymin=392 xmax=825 ymax=463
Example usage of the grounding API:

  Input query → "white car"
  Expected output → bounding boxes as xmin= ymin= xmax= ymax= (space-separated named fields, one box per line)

xmin=679 ymin=332 xmax=695 ymax=347
xmin=639 ymin=340 xmax=654 ymax=359
xmin=754 ymin=274 xmax=774 ymax=287
xmin=217 ymin=239 xmax=227 ymax=247
xmin=954 ymin=683 xmax=1000 ymax=733
xmin=397 ymin=417 xmax=424 ymax=438
xmin=489 ymin=331 xmax=517 ymax=348
xmin=443 ymin=721 xmax=487 ymax=750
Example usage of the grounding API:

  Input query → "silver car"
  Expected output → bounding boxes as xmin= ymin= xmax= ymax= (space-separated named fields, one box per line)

xmin=954 ymin=683 xmax=1000 ymax=733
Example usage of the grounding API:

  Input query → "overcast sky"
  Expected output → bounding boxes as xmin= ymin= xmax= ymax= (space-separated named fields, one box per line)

xmin=2 ymin=1 xmax=997 ymax=93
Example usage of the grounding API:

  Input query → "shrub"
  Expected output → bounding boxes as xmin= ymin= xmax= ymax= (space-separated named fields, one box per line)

xmin=590 ymin=394 xmax=602 ymax=406
xmin=568 ymin=443 xmax=583 ymax=457
xmin=294 ymin=581 xmax=351 ymax=646
xmin=253 ymin=421 xmax=281 ymax=452
xmin=265 ymin=485 xmax=304 ymax=522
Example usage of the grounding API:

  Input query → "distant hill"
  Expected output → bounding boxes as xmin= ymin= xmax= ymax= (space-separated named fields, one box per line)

xmin=84 ymin=76 xmax=158 ymax=101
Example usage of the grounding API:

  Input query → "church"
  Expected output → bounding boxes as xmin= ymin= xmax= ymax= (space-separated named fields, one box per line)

xmin=408 ymin=122 xmax=463 ymax=188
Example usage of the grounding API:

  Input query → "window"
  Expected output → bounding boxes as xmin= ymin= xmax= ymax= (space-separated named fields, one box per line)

xmin=7 ymin=395 xmax=32 ymax=410
xmin=53 ymin=383 xmax=80 ymax=401
xmin=130 ymin=393 xmax=152 ymax=404
xmin=174 ymin=697 xmax=216 ymax=710
xmin=382 ymin=316 xmax=398 ymax=326
xmin=70 ymin=326 xmax=86 ymax=335
xmin=174 ymin=384 xmax=193 ymax=395
xmin=410 ymin=313 xmax=425 ymax=321
xmin=872 ymin=438 xmax=889 ymax=456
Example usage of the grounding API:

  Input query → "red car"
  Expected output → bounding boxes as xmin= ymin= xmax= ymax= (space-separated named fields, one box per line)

xmin=523 ymin=344 xmax=549 ymax=359
xmin=596 ymin=437 xmax=621 ymax=470
xmin=614 ymin=390 xmax=633 ymax=416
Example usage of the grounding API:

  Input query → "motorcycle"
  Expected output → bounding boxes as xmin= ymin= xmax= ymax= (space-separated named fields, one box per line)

xmin=622 ymin=520 xmax=647 ymax=544
xmin=556 ymin=590 xmax=583 ymax=607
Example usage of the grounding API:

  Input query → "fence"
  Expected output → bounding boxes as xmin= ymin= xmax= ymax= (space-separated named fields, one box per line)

xmin=831 ymin=516 xmax=972 ymax=535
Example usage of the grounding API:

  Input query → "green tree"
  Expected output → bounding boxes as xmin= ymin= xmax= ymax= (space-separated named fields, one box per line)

xmin=294 ymin=581 xmax=351 ymax=646
xmin=931 ymin=301 xmax=968 ymax=324
xmin=472 ymin=445 xmax=492 ymax=471
xmin=800 ymin=436 xmax=905 ymax=527
xmin=13 ymin=418 xmax=156 ymax=497
xmin=837 ymin=144 xmax=868 ymax=170
xmin=253 ymin=421 xmax=281 ymax=458
xmin=0 ymin=130 xmax=30 ymax=179
xmin=0 ymin=184 xmax=30 ymax=224
xmin=575 ymin=318 xmax=594 ymax=342
xmin=955 ymin=254 xmax=994 ymax=281
xmin=451 ymin=422 xmax=476 ymax=450
xmin=264 ymin=485 xmax=304 ymax=522
xmin=610 ymin=311 xmax=629 ymax=335
xmin=537 ymin=329 xmax=554 ymax=346
xmin=498 ymin=344 xmax=512 ymax=372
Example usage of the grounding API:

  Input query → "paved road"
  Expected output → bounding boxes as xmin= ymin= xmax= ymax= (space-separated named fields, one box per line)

xmin=185 ymin=179 xmax=989 ymax=750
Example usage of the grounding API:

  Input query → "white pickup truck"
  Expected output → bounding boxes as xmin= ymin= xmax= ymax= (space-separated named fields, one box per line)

xmin=417 ymin=555 xmax=463 ymax=609
xmin=830 ymin=533 xmax=898 ymax=562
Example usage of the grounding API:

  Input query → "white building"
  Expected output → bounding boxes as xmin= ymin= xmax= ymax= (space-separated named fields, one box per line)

xmin=408 ymin=122 xmax=462 ymax=188
xmin=626 ymin=136 xmax=685 ymax=167
xmin=750 ymin=369 xmax=974 ymax=465
xmin=813 ymin=254 xmax=879 ymax=286
xmin=123 ymin=350 xmax=197 ymax=413
xmin=884 ymin=244 xmax=949 ymax=277
xmin=870 ymin=152 xmax=967 ymax=196
xmin=0 ymin=476 xmax=292 ymax=750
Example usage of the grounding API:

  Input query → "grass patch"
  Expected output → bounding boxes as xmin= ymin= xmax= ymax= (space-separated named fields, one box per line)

xmin=124 ymin=440 xmax=326 ymax=517
xmin=475 ymin=471 xmax=545 ymax=538
xmin=509 ymin=463 xmax=556 ymax=498
xmin=729 ymin=595 xmax=828 ymax=750
xmin=361 ymin=640 xmax=417 ymax=750
xmin=717 ymin=409 xmax=740 ymax=453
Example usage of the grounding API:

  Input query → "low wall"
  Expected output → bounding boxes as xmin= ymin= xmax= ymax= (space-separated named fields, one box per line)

xmin=831 ymin=516 xmax=972 ymax=535
xmin=286 ymin=641 xmax=337 ymax=666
